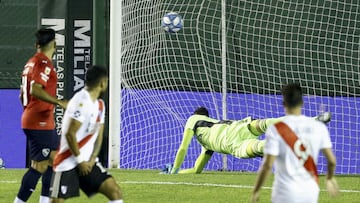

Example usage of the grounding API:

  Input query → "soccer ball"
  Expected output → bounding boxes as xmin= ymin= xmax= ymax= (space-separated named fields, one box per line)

xmin=161 ymin=12 xmax=183 ymax=33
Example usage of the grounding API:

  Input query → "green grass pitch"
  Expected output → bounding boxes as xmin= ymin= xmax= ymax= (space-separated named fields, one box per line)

xmin=0 ymin=169 xmax=359 ymax=202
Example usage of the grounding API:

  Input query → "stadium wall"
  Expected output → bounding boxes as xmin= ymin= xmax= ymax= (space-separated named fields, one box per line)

xmin=0 ymin=0 xmax=38 ymax=88
xmin=1 ymin=89 xmax=359 ymax=174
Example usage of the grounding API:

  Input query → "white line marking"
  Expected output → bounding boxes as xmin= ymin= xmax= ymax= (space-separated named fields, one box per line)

xmin=0 ymin=180 xmax=18 ymax=183
xmin=123 ymin=181 xmax=360 ymax=193
xmin=1 ymin=180 xmax=359 ymax=193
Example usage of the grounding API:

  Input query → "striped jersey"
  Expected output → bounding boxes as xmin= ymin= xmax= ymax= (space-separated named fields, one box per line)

xmin=54 ymin=89 xmax=105 ymax=171
xmin=264 ymin=115 xmax=332 ymax=203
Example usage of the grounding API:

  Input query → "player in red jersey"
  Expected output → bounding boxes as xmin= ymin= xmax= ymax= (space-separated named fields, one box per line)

xmin=14 ymin=28 xmax=67 ymax=203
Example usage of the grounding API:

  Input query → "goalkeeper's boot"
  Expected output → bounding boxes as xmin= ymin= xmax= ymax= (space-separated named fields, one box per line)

xmin=315 ymin=112 xmax=332 ymax=124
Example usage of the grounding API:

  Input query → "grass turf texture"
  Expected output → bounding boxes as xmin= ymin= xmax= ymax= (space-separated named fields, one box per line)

xmin=0 ymin=169 xmax=359 ymax=202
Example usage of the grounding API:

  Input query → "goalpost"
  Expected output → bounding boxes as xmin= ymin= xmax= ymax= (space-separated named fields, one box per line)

xmin=109 ymin=0 xmax=359 ymax=174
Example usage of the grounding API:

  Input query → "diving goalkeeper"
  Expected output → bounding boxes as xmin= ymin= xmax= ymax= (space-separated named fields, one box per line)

xmin=168 ymin=107 xmax=330 ymax=174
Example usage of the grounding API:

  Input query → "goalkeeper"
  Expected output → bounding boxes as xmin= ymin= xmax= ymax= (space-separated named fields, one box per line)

xmin=168 ymin=107 xmax=330 ymax=174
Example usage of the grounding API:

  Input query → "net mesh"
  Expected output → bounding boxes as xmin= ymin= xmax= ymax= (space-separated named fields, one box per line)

xmin=118 ymin=0 xmax=360 ymax=174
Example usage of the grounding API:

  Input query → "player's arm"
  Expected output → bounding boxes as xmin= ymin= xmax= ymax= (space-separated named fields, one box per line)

xmin=322 ymin=148 xmax=339 ymax=197
xmin=30 ymin=82 xmax=67 ymax=109
xmin=170 ymin=128 xmax=194 ymax=174
xmin=64 ymin=118 xmax=92 ymax=175
xmin=252 ymin=125 xmax=279 ymax=202
xmin=89 ymin=124 xmax=104 ymax=165
xmin=323 ymin=148 xmax=336 ymax=179
xmin=179 ymin=149 xmax=213 ymax=174
xmin=251 ymin=154 xmax=276 ymax=203
xmin=64 ymin=118 xmax=82 ymax=157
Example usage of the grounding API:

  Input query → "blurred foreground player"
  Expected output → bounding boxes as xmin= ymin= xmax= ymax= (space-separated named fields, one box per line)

xmin=50 ymin=66 xmax=123 ymax=203
xmin=15 ymin=28 xmax=67 ymax=203
xmin=251 ymin=84 xmax=338 ymax=203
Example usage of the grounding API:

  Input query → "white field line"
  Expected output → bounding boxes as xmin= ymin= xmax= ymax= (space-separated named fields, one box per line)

xmin=1 ymin=180 xmax=359 ymax=193
xmin=123 ymin=181 xmax=360 ymax=193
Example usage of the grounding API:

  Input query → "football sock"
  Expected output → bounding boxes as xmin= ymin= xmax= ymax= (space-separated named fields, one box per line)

xmin=14 ymin=197 xmax=26 ymax=203
xmin=16 ymin=167 xmax=42 ymax=202
xmin=249 ymin=117 xmax=283 ymax=136
xmin=41 ymin=166 xmax=53 ymax=197
xmin=39 ymin=195 xmax=50 ymax=203
xmin=109 ymin=200 xmax=123 ymax=203
xmin=245 ymin=140 xmax=265 ymax=157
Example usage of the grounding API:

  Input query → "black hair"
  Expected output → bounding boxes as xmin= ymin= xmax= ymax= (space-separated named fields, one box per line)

xmin=35 ymin=28 xmax=56 ymax=47
xmin=281 ymin=83 xmax=303 ymax=108
xmin=193 ymin=106 xmax=209 ymax=117
xmin=85 ymin=65 xmax=108 ymax=87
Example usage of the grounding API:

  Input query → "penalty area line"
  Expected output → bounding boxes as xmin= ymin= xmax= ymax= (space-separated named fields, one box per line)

xmin=123 ymin=181 xmax=360 ymax=193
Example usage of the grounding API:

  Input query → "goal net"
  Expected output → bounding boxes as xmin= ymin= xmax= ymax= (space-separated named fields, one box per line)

xmin=111 ymin=0 xmax=360 ymax=174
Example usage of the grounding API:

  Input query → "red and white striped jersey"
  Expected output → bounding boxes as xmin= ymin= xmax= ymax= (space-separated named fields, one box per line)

xmin=264 ymin=115 xmax=332 ymax=203
xmin=54 ymin=89 xmax=105 ymax=171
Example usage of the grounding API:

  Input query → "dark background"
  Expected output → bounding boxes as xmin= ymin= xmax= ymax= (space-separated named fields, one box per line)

xmin=1 ymin=0 xmax=359 ymax=95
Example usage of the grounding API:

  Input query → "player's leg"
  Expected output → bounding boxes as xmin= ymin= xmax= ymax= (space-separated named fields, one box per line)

xmin=14 ymin=130 xmax=53 ymax=203
xmin=248 ymin=112 xmax=332 ymax=137
xmin=248 ymin=118 xmax=284 ymax=136
xmin=51 ymin=198 xmax=65 ymax=203
xmin=40 ymin=130 xmax=59 ymax=203
xmin=40 ymin=151 xmax=56 ymax=203
xmin=98 ymin=177 xmax=123 ymax=202
xmin=79 ymin=161 xmax=123 ymax=202
xmin=14 ymin=163 xmax=44 ymax=203
xmin=233 ymin=139 xmax=265 ymax=158
xmin=50 ymin=169 xmax=80 ymax=203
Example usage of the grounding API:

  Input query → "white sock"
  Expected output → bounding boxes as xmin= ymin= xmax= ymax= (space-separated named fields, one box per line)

xmin=14 ymin=197 xmax=26 ymax=203
xmin=39 ymin=195 xmax=50 ymax=203
xmin=109 ymin=200 xmax=123 ymax=203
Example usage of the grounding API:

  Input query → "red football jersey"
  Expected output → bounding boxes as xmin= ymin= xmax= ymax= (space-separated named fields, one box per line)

xmin=21 ymin=52 xmax=57 ymax=130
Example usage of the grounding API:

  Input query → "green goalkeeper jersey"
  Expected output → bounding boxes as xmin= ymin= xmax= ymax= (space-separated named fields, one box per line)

xmin=171 ymin=114 xmax=261 ymax=174
xmin=185 ymin=115 xmax=254 ymax=154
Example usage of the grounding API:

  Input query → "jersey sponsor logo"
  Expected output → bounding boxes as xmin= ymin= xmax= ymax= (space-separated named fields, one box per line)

xmin=42 ymin=148 xmax=50 ymax=157
xmin=274 ymin=122 xmax=319 ymax=184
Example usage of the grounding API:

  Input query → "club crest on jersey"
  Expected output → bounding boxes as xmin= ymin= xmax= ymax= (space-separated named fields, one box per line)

xmin=42 ymin=148 xmax=50 ymax=157
xmin=44 ymin=67 xmax=51 ymax=75
xmin=61 ymin=185 xmax=67 ymax=194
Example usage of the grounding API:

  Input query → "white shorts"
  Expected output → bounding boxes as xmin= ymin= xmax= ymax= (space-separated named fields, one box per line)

xmin=272 ymin=181 xmax=319 ymax=203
